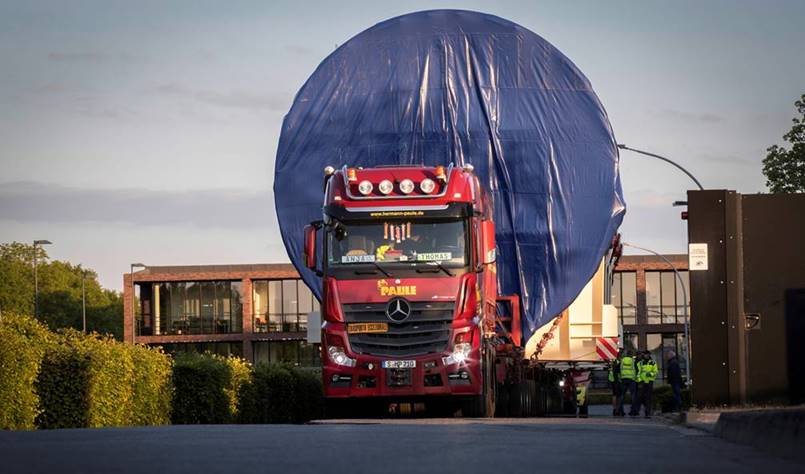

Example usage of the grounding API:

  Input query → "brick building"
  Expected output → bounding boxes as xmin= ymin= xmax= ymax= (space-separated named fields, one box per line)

xmin=612 ymin=254 xmax=690 ymax=381
xmin=123 ymin=255 xmax=690 ymax=376
xmin=123 ymin=264 xmax=320 ymax=366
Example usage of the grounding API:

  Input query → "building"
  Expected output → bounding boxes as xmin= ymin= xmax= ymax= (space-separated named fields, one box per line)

xmin=122 ymin=256 xmax=691 ymax=376
xmin=123 ymin=264 xmax=320 ymax=366
xmin=611 ymin=254 xmax=690 ymax=383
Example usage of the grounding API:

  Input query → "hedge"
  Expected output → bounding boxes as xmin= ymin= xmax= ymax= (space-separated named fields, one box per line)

xmin=171 ymin=352 xmax=250 ymax=424
xmin=238 ymin=365 xmax=323 ymax=424
xmin=36 ymin=330 xmax=138 ymax=428
xmin=0 ymin=313 xmax=54 ymax=430
xmin=130 ymin=344 xmax=173 ymax=426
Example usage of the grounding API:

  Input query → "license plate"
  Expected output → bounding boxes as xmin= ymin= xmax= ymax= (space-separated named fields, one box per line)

xmin=347 ymin=322 xmax=388 ymax=334
xmin=382 ymin=360 xmax=416 ymax=369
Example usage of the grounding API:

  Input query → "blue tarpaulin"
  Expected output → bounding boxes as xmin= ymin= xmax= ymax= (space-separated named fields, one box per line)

xmin=274 ymin=10 xmax=625 ymax=341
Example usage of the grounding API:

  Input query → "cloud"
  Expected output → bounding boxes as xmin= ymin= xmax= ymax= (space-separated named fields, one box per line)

xmin=47 ymin=51 xmax=148 ymax=64
xmin=0 ymin=182 xmax=276 ymax=229
xmin=154 ymin=83 xmax=291 ymax=112
xmin=652 ymin=109 xmax=727 ymax=124
xmin=47 ymin=52 xmax=105 ymax=62
xmin=285 ymin=44 xmax=316 ymax=56
xmin=697 ymin=153 xmax=758 ymax=166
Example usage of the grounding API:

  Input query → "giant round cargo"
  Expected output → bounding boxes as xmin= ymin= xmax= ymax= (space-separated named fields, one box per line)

xmin=274 ymin=9 xmax=625 ymax=340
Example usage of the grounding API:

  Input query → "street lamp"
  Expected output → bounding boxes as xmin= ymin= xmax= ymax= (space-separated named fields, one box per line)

xmin=81 ymin=266 xmax=88 ymax=333
xmin=617 ymin=144 xmax=704 ymax=191
xmin=622 ymin=242 xmax=691 ymax=387
xmin=130 ymin=263 xmax=146 ymax=343
xmin=33 ymin=239 xmax=52 ymax=320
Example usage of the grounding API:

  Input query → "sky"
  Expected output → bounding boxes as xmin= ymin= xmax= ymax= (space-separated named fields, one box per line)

xmin=1 ymin=0 xmax=804 ymax=289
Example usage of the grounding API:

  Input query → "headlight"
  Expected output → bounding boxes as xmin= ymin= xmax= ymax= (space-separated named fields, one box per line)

xmin=558 ymin=380 xmax=565 ymax=387
xmin=420 ymin=178 xmax=436 ymax=194
xmin=328 ymin=346 xmax=356 ymax=367
xmin=378 ymin=179 xmax=394 ymax=195
xmin=399 ymin=178 xmax=415 ymax=194
xmin=358 ymin=180 xmax=373 ymax=195
xmin=442 ymin=342 xmax=472 ymax=365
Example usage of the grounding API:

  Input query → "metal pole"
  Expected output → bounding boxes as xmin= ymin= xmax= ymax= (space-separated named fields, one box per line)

xmin=130 ymin=264 xmax=134 ymax=343
xmin=33 ymin=243 xmax=38 ymax=319
xmin=622 ymin=242 xmax=691 ymax=386
xmin=82 ymin=269 xmax=87 ymax=333
xmin=617 ymin=144 xmax=704 ymax=191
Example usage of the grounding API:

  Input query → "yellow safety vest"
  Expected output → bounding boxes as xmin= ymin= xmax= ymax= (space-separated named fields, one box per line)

xmin=638 ymin=360 xmax=658 ymax=383
xmin=620 ymin=356 xmax=636 ymax=381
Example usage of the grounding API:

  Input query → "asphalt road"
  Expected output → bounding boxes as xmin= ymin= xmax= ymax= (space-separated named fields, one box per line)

xmin=1 ymin=413 xmax=802 ymax=474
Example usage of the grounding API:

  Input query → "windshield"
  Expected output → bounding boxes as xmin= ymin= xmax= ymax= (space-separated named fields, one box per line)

xmin=327 ymin=219 xmax=468 ymax=267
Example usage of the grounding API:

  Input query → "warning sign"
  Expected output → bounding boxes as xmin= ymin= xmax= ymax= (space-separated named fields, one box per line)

xmin=688 ymin=243 xmax=708 ymax=271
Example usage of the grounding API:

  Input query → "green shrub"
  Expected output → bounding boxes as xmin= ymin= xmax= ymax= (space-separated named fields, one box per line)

xmin=35 ymin=330 xmax=135 ymax=428
xmin=653 ymin=384 xmax=691 ymax=412
xmin=224 ymin=356 xmax=252 ymax=420
xmin=171 ymin=352 xmax=251 ymax=424
xmin=0 ymin=313 xmax=54 ymax=430
xmin=130 ymin=344 xmax=173 ymax=425
xmin=291 ymin=368 xmax=323 ymax=422
xmin=238 ymin=365 xmax=322 ymax=424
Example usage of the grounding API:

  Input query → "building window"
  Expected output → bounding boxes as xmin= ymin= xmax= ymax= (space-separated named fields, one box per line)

xmin=622 ymin=332 xmax=638 ymax=353
xmin=645 ymin=271 xmax=690 ymax=324
xmin=252 ymin=341 xmax=320 ymax=367
xmin=646 ymin=333 xmax=687 ymax=383
xmin=253 ymin=279 xmax=319 ymax=333
xmin=135 ymin=281 xmax=242 ymax=336
xmin=611 ymin=271 xmax=637 ymax=325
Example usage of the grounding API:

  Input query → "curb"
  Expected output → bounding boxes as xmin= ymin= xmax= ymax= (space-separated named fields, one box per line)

xmin=714 ymin=409 xmax=805 ymax=463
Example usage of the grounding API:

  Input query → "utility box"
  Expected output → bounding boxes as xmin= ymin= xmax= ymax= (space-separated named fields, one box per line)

xmin=687 ymin=190 xmax=805 ymax=406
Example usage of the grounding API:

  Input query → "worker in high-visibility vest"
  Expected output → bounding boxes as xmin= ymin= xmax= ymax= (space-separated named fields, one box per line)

xmin=619 ymin=349 xmax=639 ymax=417
xmin=608 ymin=353 xmax=622 ymax=416
xmin=637 ymin=351 xmax=659 ymax=418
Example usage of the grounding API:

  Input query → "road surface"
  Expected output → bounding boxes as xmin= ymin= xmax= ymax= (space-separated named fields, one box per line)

xmin=1 ymin=414 xmax=801 ymax=473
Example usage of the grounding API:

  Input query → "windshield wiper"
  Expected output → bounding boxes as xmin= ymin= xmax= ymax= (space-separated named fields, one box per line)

xmin=417 ymin=261 xmax=453 ymax=277
xmin=370 ymin=261 xmax=392 ymax=277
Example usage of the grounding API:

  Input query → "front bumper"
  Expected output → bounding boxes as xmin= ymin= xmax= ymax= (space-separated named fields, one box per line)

xmin=322 ymin=327 xmax=482 ymax=398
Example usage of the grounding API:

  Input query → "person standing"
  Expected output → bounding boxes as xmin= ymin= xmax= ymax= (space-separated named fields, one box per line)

xmin=619 ymin=350 xmax=638 ymax=417
xmin=637 ymin=351 xmax=658 ymax=418
xmin=608 ymin=355 xmax=622 ymax=416
xmin=666 ymin=351 xmax=683 ymax=412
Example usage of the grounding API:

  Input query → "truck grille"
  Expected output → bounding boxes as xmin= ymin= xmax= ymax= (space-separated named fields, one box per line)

xmin=343 ymin=301 xmax=454 ymax=357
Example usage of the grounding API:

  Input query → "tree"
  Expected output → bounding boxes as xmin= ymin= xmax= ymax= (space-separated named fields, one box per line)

xmin=0 ymin=242 xmax=123 ymax=339
xmin=762 ymin=93 xmax=805 ymax=193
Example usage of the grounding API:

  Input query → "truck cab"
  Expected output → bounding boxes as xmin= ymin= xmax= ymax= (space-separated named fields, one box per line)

xmin=304 ymin=164 xmax=499 ymax=413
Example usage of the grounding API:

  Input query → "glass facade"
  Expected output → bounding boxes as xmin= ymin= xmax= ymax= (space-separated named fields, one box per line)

xmin=252 ymin=341 xmax=320 ymax=367
xmin=253 ymin=279 xmax=319 ymax=332
xmin=646 ymin=332 xmax=688 ymax=383
xmin=611 ymin=271 xmax=637 ymax=325
xmin=136 ymin=281 xmax=243 ymax=336
xmin=645 ymin=271 xmax=690 ymax=324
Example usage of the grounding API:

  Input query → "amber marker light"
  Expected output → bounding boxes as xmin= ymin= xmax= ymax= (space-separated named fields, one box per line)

xmin=435 ymin=165 xmax=446 ymax=181
xmin=347 ymin=168 xmax=358 ymax=182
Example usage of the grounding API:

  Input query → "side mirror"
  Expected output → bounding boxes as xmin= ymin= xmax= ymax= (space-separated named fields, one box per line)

xmin=481 ymin=220 xmax=496 ymax=264
xmin=304 ymin=224 xmax=318 ymax=270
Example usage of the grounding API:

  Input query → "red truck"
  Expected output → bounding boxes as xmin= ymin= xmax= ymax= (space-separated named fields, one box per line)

xmin=303 ymin=163 xmax=611 ymax=417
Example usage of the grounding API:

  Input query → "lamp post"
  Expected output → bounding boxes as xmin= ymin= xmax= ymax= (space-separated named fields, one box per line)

xmin=622 ymin=242 xmax=691 ymax=386
xmin=33 ymin=240 xmax=52 ymax=320
xmin=130 ymin=263 xmax=146 ymax=343
xmin=81 ymin=267 xmax=87 ymax=333
xmin=617 ymin=144 xmax=704 ymax=191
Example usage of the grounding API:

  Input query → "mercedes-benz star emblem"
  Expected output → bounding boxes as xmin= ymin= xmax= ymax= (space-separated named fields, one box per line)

xmin=386 ymin=297 xmax=412 ymax=323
